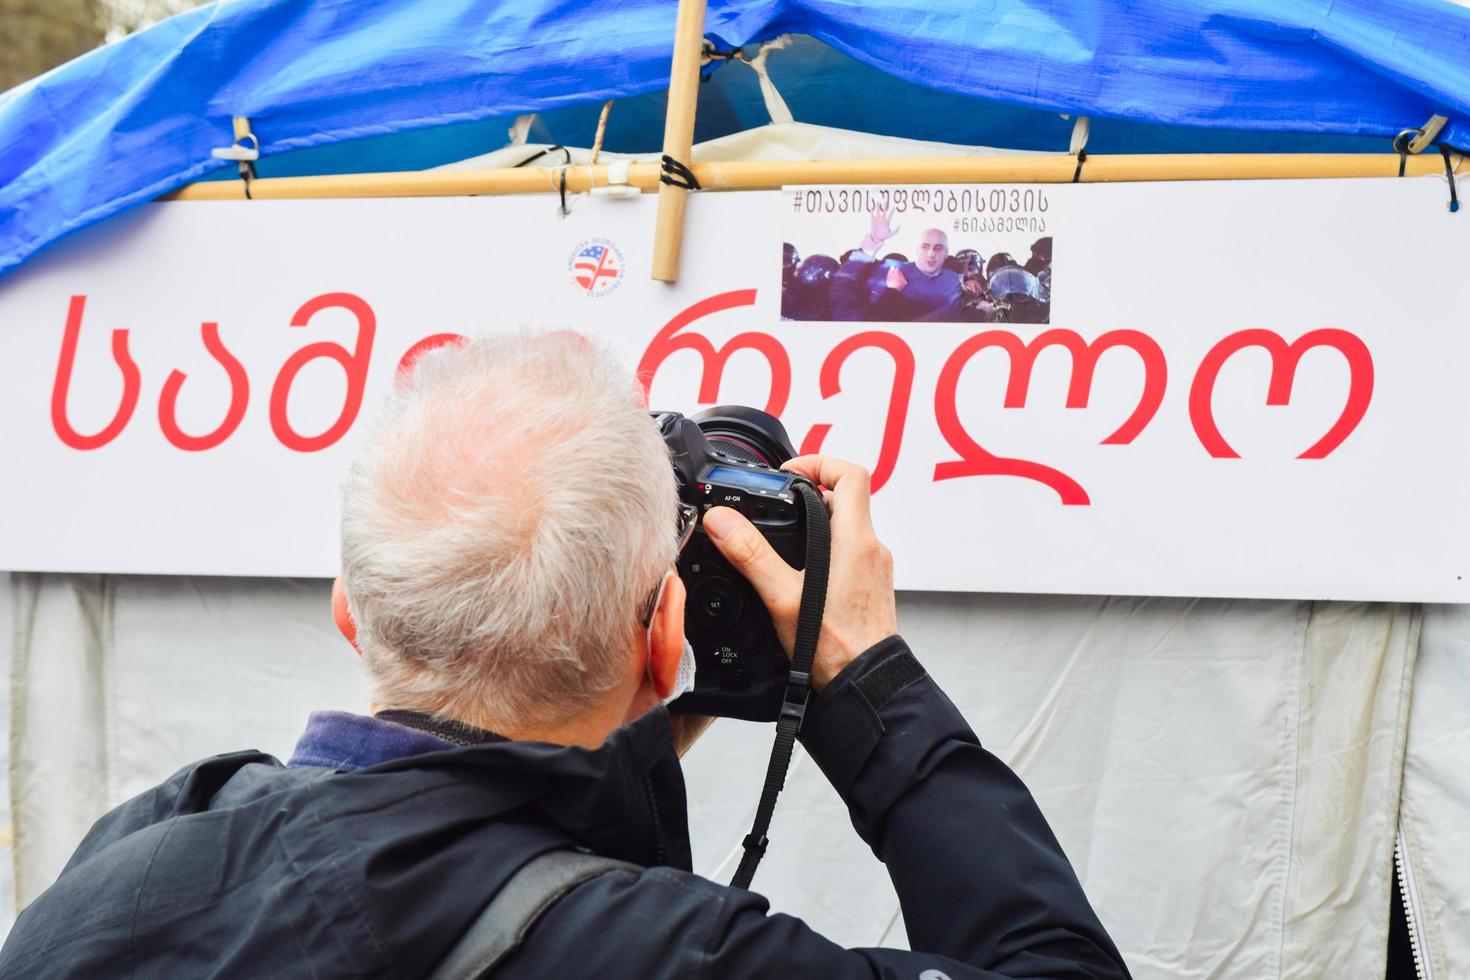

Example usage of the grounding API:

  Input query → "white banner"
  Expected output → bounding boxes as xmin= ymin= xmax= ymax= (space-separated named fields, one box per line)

xmin=0 ymin=178 xmax=1466 ymax=601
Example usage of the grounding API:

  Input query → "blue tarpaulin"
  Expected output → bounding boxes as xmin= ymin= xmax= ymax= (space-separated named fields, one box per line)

xmin=2 ymin=0 xmax=1468 ymax=281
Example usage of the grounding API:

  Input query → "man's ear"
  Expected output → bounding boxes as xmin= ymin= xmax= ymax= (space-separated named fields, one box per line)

xmin=648 ymin=574 xmax=686 ymax=699
xmin=331 ymin=577 xmax=361 ymax=655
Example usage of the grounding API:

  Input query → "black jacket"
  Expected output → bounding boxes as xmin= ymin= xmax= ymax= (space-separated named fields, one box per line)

xmin=0 ymin=637 xmax=1129 ymax=978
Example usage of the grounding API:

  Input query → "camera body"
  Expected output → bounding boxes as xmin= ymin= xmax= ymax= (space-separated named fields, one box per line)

xmin=652 ymin=407 xmax=812 ymax=722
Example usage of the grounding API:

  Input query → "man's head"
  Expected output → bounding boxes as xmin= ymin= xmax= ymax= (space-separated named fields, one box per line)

xmin=915 ymin=229 xmax=949 ymax=275
xmin=339 ymin=333 xmax=687 ymax=740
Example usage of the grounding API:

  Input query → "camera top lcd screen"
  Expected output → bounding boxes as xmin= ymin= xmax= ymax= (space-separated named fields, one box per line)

xmin=706 ymin=465 xmax=789 ymax=494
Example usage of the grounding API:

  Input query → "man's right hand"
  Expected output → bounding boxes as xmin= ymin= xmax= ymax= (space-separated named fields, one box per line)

xmin=885 ymin=266 xmax=908 ymax=292
xmin=860 ymin=207 xmax=900 ymax=257
xmin=869 ymin=207 xmax=898 ymax=245
xmin=700 ymin=456 xmax=898 ymax=692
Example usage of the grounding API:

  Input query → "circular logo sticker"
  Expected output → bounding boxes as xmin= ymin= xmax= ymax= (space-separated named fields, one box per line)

xmin=568 ymin=238 xmax=625 ymax=298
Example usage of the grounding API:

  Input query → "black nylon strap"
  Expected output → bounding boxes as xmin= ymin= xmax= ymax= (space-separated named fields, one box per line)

xmin=730 ymin=480 xmax=830 ymax=889
xmin=428 ymin=850 xmax=637 ymax=980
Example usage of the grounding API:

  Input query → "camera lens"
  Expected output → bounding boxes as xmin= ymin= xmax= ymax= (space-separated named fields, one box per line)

xmin=691 ymin=406 xmax=797 ymax=468
xmin=706 ymin=434 xmax=770 ymax=465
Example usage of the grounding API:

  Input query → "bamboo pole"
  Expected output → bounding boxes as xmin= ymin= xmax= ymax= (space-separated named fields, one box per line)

xmin=649 ymin=0 xmax=708 ymax=283
xmin=164 ymin=152 xmax=1462 ymax=202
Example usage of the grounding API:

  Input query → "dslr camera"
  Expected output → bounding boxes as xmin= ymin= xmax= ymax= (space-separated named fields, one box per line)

xmin=651 ymin=406 xmax=814 ymax=722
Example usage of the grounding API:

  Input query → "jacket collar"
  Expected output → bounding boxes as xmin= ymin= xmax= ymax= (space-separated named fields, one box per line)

xmin=291 ymin=706 xmax=692 ymax=871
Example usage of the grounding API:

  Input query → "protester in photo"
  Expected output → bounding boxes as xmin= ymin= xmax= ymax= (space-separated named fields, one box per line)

xmin=948 ymin=248 xmax=997 ymax=323
xmin=985 ymin=251 xmax=1047 ymax=324
xmin=780 ymin=252 xmax=839 ymax=320
xmin=1025 ymin=236 xmax=1053 ymax=318
xmin=1025 ymin=236 xmax=1052 ymax=278
xmin=0 ymin=333 xmax=1128 ymax=978
xmin=826 ymin=253 xmax=889 ymax=322
xmin=842 ymin=207 xmax=964 ymax=322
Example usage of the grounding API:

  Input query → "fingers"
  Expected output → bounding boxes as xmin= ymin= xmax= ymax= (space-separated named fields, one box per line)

xmin=781 ymin=455 xmax=873 ymax=530
xmin=701 ymin=506 xmax=802 ymax=609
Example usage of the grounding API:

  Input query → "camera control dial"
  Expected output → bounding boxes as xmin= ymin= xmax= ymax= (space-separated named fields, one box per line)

xmin=690 ymin=576 xmax=745 ymax=631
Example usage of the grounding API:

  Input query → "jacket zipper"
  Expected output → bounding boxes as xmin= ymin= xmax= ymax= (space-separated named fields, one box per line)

xmin=642 ymin=769 xmax=668 ymax=866
xmin=1395 ymin=818 xmax=1432 ymax=980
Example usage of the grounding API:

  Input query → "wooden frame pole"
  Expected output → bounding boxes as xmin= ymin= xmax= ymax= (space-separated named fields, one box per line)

xmin=649 ymin=0 xmax=708 ymax=283
xmin=165 ymin=152 xmax=1463 ymax=202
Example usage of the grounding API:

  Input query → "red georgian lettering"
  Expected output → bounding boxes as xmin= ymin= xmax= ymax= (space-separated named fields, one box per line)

xmin=1188 ymin=328 xmax=1373 ymax=459
xmin=636 ymin=290 xmax=791 ymax=417
xmin=798 ymin=331 xmax=914 ymax=494
xmin=933 ymin=328 xmax=1168 ymax=505
xmin=51 ymin=295 xmax=142 ymax=450
xmin=157 ymin=322 xmax=250 ymax=451
xmin=269 ymin=292 xmax=376 ymax=453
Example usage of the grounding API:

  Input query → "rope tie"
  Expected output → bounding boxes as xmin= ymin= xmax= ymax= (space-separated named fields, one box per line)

xmin=589 ymin=101 xmax=613 ymax=166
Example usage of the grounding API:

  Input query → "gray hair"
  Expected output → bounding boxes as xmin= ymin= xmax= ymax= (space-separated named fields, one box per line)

xmin=340 ymin=332 xmax=679 ymax=732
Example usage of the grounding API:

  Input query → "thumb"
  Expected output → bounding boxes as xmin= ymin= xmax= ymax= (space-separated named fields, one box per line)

xmin=701 ymin=506 xmax=800 ymax=606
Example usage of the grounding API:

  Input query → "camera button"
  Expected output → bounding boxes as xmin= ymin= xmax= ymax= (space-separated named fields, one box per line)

xmin=691 ymin=577 xmax=744 ymax=630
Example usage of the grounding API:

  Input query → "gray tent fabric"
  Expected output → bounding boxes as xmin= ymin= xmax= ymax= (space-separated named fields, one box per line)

xmin=1 ymin=574 xmax=1453 ymax=977
xmin=7 ymin=574 xmax=368 ymax=908
xmin=0 ymin=574 xmax=13 ymax=930
xmin=1400 ymin=605 xmax=1470 ymax=976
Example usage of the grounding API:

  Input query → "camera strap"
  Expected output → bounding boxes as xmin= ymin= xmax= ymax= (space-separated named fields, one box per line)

xmin=730 ymin=480 xmax=830 ymax=890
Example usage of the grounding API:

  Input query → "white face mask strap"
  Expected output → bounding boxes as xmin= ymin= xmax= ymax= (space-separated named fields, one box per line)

xmin=645 ymin=570 xmax=697 ymax=705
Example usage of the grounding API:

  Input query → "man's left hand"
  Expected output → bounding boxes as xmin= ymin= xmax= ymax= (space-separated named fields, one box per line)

xmin=670 ymin=714 xmax=714 ymax=757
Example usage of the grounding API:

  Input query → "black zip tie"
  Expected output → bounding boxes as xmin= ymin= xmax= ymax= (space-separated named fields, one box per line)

xmin=1071 ymin=148 xmax=1087 ymax=184
xmin=1440 ymin=144 xmax=1461 ymax=213
xmin=510 ymin=144 xmax=572 ymax=215
xmin=240 ymin=160 xmax=255 ymax=200
xmin=1394 ymin=130 xmax=1418 ymax=177
xmin=513 ymin=144 xmax=570 ymax=168
xmin=660 ymin=154 xmax=701 ymax=191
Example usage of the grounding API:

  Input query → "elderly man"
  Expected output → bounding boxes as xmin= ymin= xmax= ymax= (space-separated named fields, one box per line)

xmin=838 ymin=207 xmax=964 ymax=321
xmin=0 ymin=334 xmax=1127 ymax=978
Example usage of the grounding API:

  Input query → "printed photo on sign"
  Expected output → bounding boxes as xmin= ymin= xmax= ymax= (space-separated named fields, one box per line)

xmin=780 ymin=186 xmax=1052 ymax=324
